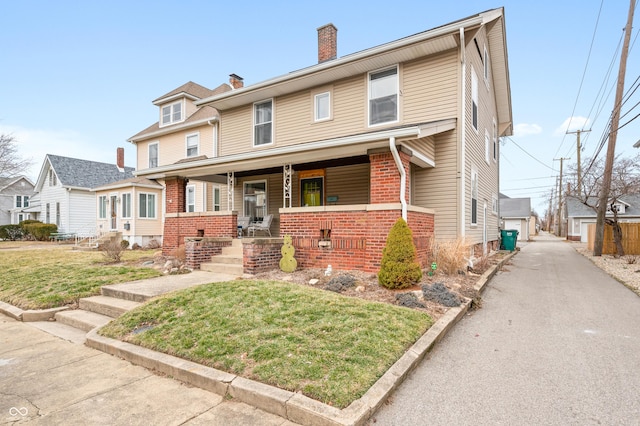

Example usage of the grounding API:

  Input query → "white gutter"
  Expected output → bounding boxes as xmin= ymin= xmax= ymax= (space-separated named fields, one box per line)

xmin=460 ymin=27 xmax=467 ymax=237
xmin=128 ymin=117 xmax=218 ymax=144
xmin=389 ymin=136 xmax=407 ymax=221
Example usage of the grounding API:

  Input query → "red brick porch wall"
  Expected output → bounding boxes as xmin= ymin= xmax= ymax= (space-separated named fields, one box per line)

xmin=184 ymin=237 xmax=232 ymax=269
xmin=279 ymin=205 xmax=434 ymax=273
xmin=163 ymin=212 xmax=237 ymax=255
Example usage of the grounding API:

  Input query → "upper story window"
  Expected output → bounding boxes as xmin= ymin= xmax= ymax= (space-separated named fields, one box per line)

xmin=15 ymin=195 xmax=29 ymax=208
xmin=149 ymin=142 xmax=159 ymax=168
xmin=49 ymin=169 xmax=57 ymax=186
xmin=254 ymin=100 xmax=273 ymax=146
xmin=161 ymin=101 xmax=183 ymax=126
xmin=484 ymin=46 xmax=490 ymax=83
xmin=471 ymin=67 xmax=479 ymax=131
xmin=314 ymin=92 xmax=330 ymax=122
xmin=485 ymin=129 xmax=491 ymax=164
xmin=369 ymin=66 xmax=398 ymax=126
xmin=186 ymin=133 xmax=199 ymax=157
xmin=493 ymin=119 xmax=498 ymax=162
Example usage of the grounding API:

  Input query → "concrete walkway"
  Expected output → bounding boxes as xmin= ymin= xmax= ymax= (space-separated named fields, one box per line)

xmin=370 ymin=232 xmax=640 ymax=424
xmin=0 ymin=312 xmax=296 ymax=425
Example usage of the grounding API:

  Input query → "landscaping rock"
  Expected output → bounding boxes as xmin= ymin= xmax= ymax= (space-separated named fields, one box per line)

xmin=422 ymin=282 xmax=462 ymax=307
xmin=395 ymin=292 xmax=426 ymax=309
xmin=324 ymin=274 xmax=357 ymax=293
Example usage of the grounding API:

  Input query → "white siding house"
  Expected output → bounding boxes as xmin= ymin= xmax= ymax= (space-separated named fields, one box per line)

xmin=32 ymin=152 xmax=134 ymax=236
xmin=0 ymin=176 xmax=35 ymax=225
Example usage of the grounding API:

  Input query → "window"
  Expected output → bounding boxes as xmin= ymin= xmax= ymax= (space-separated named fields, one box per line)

xmin=243 ymin=181 xmax=267 ymax=221
xmin=161 ymin=101 xmax=182 ymax=126
xmin=485 ymin=129 xmax=491 ymax=164
xmin=122 ymin=193 xmax=132 ymax=218
xmin=49 ymin=169 xmax=57 ymax=186
xmin=98 ymin=196 xmax=107 ymax=219
xmin=484 ymin=46 xmax=490 ymax=82
xmin=56 ymin=202 xmax=61 ymax=227
xmin=493 ymin=119 xmax=498 ymax=162
xmin=492 ymin=194 xmax=498 ymax=214
xmin=18 ymin=213 xmax=29 ymax=223
xmin=369 ymin=66 xmax=398 ymax=126
xmin=471 ymin=68 xmax=478 ymax=131
xmin=46 ymin=203 xmax=50 ymax=223
xmin=471 ymin=168 xmax=478 ymax=225
xmin=139 ymin=193 xmax=156 ymax=219
xmin=15 ymin=195 xmax=29 ymax=208
xmin=186 ymin=185 xmax=195 ymax=212
xmin=186 ymin=133 xmax=199 ymax=157
xmin=149 ymin=142 xmax=158 ymax=168
xmin=254 ymin=100 xmax=273 ymax=146
xmin=314 ymin=92 xmax=330 ymax=121
xmin=213 ymin=186 xmax=221 ymax=211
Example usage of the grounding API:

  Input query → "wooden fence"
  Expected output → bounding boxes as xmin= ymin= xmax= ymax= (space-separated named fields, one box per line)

xmin=587 ymin=222 xmax=640 ymax=254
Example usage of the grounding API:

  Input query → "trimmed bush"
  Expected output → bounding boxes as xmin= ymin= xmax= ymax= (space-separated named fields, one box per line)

xmin=22 ymin=223 xmax=57 ymax=241
xmin=0 ymin=224 xmax=24 ymax=241
xmin=378 ymin=218 xmax=423 ymax=289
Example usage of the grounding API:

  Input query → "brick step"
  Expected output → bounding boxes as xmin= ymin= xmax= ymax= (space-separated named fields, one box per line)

xmin=200 ymin=262 xmax=243 ymax=276
xmin=55 ymin=309 xmax=112 ymax=332
xmin=79 ymin=295 xmax=141 ymax=318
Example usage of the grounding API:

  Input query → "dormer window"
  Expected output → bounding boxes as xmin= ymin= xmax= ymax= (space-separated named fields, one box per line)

xmin=161 ymin=101 xmax=183 ymax=126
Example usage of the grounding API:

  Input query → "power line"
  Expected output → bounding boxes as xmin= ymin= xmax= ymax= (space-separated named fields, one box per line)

xmin=505 ymin=136 xmax=556 ymax=171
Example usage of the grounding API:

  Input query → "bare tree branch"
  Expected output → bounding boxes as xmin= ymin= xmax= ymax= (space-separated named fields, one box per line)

xmin=0 ymin=133 xmax=33 ymax=177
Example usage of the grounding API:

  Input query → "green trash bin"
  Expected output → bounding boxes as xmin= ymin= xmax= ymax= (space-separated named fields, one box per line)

xmin=500 ymin=229 xmax=518 ymax=251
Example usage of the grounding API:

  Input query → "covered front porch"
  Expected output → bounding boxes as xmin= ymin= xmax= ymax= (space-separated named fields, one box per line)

xmin=150 ymin=121 xmax=453 ymax=273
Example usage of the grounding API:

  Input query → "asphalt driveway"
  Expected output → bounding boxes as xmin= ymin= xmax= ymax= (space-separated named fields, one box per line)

xmin=371 ymin=233 xmax=640 ymax=425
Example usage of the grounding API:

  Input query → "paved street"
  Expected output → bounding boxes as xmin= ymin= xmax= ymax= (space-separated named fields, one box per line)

xmin=372 ymin=233 xmax=640 ymax=425
xmin=0 ymin=314 xmax=294 ymax=425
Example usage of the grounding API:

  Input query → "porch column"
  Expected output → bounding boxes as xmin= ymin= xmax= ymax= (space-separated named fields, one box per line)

xmin=369 ymin=148 xmax=411 ymax=204
xmin=165 ymin=177 xmax=187 ymax=213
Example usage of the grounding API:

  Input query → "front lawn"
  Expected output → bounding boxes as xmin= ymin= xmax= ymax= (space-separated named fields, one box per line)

xmin=0 ymin=248 xmax=162 ymax=309
xmin=100 ymin=280 xmax=433 ymax=408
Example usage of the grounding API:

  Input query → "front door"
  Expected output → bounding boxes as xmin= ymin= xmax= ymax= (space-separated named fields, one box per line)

xmin=110 ymin=195 xmax=118 ymax=230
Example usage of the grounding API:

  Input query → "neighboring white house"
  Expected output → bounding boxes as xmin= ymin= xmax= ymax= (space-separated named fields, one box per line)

xmin=565 ymin=195 xmax=640 ymax=242
xmin=499 ymin=194 xmax=531 ymax=241
xmin=31 ymin=150 xmax=134 ymax=235
xmin=0 ymin=176 xmax=35 ymax=225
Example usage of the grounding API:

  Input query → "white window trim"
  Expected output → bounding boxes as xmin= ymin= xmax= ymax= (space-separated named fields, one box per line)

xmin=138 ymin=192 xmax=157 ymax=219
xmin=243 ymin=180 xmax=268 ymax=218
xmin=492 ymin=194 xmax=498 ymax=215
xmin=122 ymin=192 xmax=132 ymax=219
xmin=186 ymin=132 xmax=200 ymax=158
xmin=213 ymin=185 xmax=221 ymax=212
xmin=148 ymin=142 xmax=159 ymax=169
xmin=471 ymin=167 xmax=478 ymax=226
xmin=160 ymin=100 xmax=184 ymax=127
xmin=98 ymin=196 xmax=107 ymax=219
xmin=368 ymin=65 xmax=400 ymax=127
xmin=314 ymin=91 xmax=331 ymax=122
xmin=492 ymin=118 xmax=498 ymax=162
xmin=253 ymin=99 xmax=274 ymax=147
xmin=485 ymin=129 xmax=491 ymax=165
xmin=484 ymin=45 xmax=490 ymax=86
xmin=186 ymin=185 xmax=196 ymax=213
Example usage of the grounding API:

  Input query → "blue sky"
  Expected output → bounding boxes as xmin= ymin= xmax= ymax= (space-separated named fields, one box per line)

xmin=2 ymin=1 xmax=639 ymax=214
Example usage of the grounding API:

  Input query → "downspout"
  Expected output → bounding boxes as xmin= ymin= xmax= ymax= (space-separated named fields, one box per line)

xmin=389 ymin=136 xmax=407 ymax=221
xmin=459 ymin=27 xmax=467 ymax=237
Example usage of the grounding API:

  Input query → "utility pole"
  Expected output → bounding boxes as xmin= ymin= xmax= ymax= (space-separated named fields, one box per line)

xmin=567 ymin=129 xmax=591 ymax=196
xmin=594 ymin=0 xmax=635 ymax=256
xmin=554 ymin=158 xmax=570 ymax=237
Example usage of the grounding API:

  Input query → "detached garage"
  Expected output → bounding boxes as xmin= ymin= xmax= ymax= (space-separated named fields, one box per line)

xmin=500 ymin=196 xmax=531 ymax=241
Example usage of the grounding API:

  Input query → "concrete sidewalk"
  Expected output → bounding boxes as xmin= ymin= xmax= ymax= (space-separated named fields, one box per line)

xmin=0 ymin=312 xmax=296 ymax=425
xmin=371 ymin=232 xmax=640 ymax=424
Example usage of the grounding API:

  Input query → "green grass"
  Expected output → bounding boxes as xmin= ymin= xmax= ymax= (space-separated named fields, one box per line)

xmin=100 ymin=280 xmax=433 ymax=408
xmin=0 ymin=248 xmax=162 ymax=309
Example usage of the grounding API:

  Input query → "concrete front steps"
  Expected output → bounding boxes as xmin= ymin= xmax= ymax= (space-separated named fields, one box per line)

xmin=53 ymin=292 xmax=142 ymax=341
xmin=200 ymin=239 xmax=244 ymax=276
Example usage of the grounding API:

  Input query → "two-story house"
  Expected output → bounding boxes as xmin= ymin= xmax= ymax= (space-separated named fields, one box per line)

xmin=133 ymin=8 xmax=512 ymax=273
xmin=0 ymin=176 xmax=35 ymax=225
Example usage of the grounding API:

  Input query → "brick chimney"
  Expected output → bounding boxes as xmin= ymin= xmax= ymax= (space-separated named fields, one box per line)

xmin=229 ymin=73 xmax=244 ymax=89
xmin=117 ymin=147 xmax=124 ymax=171
xmin=317 ymin=23 xmax=337 ymax=63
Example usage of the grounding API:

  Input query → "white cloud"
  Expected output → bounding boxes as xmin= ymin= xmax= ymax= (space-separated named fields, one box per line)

xmin=554 ymin=116 xmax=590 ymax=136
xmin=513 ymin=123 xmax=543 ymax=137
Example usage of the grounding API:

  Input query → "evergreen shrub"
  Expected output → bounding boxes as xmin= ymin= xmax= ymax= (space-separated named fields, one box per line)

xmin=378 ymin=218 xmax=423 ymax=289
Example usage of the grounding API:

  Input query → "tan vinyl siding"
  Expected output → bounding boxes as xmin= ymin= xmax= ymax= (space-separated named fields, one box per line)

xmin=403 ymin=136 xmax=436 ymax=164
xmin=136 ymin=124 xmax=214 ymax=170
xmin=412 ymin=130 xmax=459 ymax=240
xmin=403 ymin=50 xmax=458 ymax=123
xmin=325 ymin=163 xmax=370 ymax=205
